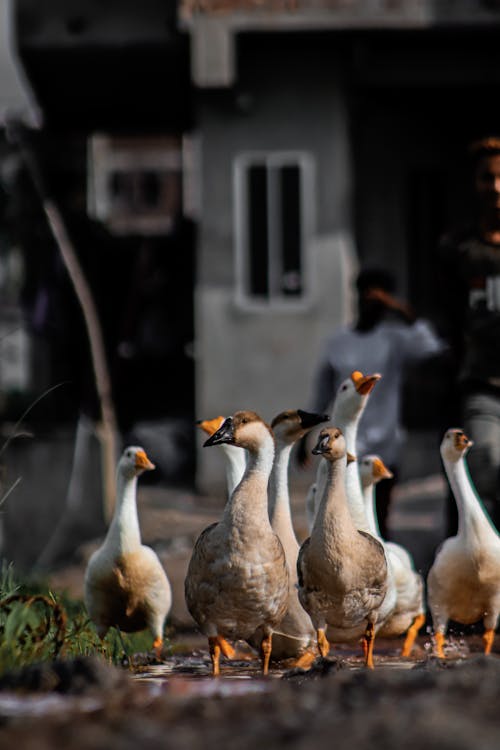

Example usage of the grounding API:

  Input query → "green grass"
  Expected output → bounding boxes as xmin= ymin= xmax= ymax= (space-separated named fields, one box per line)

xmin=0 ymin=561 xmax=169 ymax=676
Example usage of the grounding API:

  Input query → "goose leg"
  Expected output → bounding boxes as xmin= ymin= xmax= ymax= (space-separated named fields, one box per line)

xmin=483 ymin=629 xmax=495 ymax=655
xmin=363 ymin=621 xmax=376 ymax=669
xmin=290 ymin=650 xmax=317 ymax=669
xmin=434 ymin=631 xmax=446 ymax=658
xmin=316 ymin=628 xmax=330 ymax=658
xmin=401 ymin=613 xmax=426 ymax=657
xmin=208 ymin=636 xmax=221 ymax=676
xmin=152 ymin=636 xmax=163 ymax=659
xmin=261 ymin=632 xmax=273 ymax=675
xmin=216 ymin=636 xmax=235 ymax=659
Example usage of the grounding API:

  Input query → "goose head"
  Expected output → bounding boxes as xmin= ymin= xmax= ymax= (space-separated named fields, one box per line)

xmin=334 ymin=370 xmax=381 ymax=423
xmin=440 ymin=428 xmax=474 ymax=463
xmin=271 ymin=409 xmax=330 ymax=445
xmin=119 ymin=446 xmax=155 ymax=479
xmin=359 ymin=455 xmax=394 ymax=489
xmin=196 ymin=416 xmax=225 ymax=437
xmin=311 ymin=427 xmax=356 ymax=464
xmin=203 ymin=410 xmax=273 ymax=452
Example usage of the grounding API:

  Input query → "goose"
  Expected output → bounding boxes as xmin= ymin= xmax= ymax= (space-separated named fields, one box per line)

xmin=427 ymin=428 xmax=500 ymax=657
xmin=185 ymin=411 xmax=289 ymax=676
xmin=297 ymin=427 xmax=388 ymax=668
xmin=359 ymin=454 xmax=425 ymax=656
xmin=306 ymin=371 xmax=397 ymax=647
xmin=263 ymin=408 xmax=329 ymax=666
xmin=197 ymin=416 xmax=246 ymax=498
xmin=84 ymin=446 xmax=171 ymax=657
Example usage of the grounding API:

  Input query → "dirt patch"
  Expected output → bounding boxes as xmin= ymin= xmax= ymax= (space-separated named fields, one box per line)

xmin=0 ymin=651 xmax=499 ymax=749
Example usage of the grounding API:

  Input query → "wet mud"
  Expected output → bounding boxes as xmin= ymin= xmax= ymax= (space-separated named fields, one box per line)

xmin=0 ymin=635 xmax=499 ymax=749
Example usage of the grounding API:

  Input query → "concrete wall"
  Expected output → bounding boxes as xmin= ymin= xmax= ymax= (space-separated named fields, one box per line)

xmin=195 ymin=40 xmax=358 ymax=490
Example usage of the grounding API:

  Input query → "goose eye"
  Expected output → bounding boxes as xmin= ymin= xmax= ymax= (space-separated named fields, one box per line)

xmin=341 ymin=384 xmax=348 ymax=391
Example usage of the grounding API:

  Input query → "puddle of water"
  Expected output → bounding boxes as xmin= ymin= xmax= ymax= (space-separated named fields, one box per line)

xmin=0 ymin=693 xmax=103 ymax=718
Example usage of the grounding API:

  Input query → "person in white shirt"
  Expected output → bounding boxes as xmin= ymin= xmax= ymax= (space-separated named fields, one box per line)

xmin=301 ymin=268 xmax=446 ymax=539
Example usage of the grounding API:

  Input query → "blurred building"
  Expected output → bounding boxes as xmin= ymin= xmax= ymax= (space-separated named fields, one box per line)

xmin=2 ymin=0 xmax=500 ymax=501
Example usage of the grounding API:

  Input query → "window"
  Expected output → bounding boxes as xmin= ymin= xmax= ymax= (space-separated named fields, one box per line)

xmin=234 ymin=152 xmax=315 ymax=309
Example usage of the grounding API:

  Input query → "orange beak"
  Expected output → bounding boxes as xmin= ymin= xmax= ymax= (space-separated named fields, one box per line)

xmin=351 ymin=371 xmax=382 ymax=395
xmin=135 ymin=449 xmax=155 ymax=472
xmin=454 ymin=431 xmax=474 ymax=451
xmin=372 ymin=456 xmax=393 ymax=480
xmin=197 ymin=416 xmax=225 ymax=437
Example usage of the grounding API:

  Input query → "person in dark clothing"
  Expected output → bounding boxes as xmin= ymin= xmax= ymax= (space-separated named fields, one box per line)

xmin=439 ymin=136 xmax=500 ymax=532
xmin=302 ymin=268 xmax=445 ymax=539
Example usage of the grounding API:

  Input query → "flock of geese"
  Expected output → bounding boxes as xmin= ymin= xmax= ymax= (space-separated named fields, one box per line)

xmin=83 ymin=370 xmax=500 ymax=675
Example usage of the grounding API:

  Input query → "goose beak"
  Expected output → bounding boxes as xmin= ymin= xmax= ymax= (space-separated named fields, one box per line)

xmin=297 ymin=409 xmax=330 ymax=429
xmin=346 ymin=452 xmax=357 ymax=465
xmin=312 ymin=434 xmax=329 ymax=455
xmin=204 ymin=417 xmax=235 ymax=447
xmin=135 ymin=449 xmax=155 ymax=472
xmin=455 ymin=431 xmax=474 ymax=451
xmin=372 ymin=456 xmax=393 ymax=480
xmin=351 ymin=371 xmax=382 ymax=395
xmin=196 ymin=416 xmax=225 ymax=437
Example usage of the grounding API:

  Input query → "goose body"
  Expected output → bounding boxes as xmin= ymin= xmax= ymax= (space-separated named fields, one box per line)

xmin=84 ymin=446 xmax=171 ymax=655
xmin=359 ymin=455 xmax=425 ymax=654
xmin=427 ymin=428 xmax=500 ymax=656
xmin=297 ymin=427 xmax=388 ymax=668
xmin=185 ymin=411 xmax=289 ymax=675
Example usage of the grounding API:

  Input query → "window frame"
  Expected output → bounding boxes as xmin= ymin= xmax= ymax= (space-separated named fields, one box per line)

xmin=233 ymin=150 xmax=315 ymax=311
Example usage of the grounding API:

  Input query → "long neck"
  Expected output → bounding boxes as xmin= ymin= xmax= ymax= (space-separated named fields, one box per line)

xmin=444 ymin=456 xmax=499 ymax=542
xmin=221 ymin=444 xmax=246 ymax=498
xmin=223 ymin=432 xmax=275 ymax=532
xmin=106 ymin=471 xmax=141 ymax=554
xmin=362 ymin=482 xmax=382 ymax=538
xmin=332 ymin=408 xmax=370 ymax=532
xmin=268 ymin=441 xmax=299 ymax=553
xmin=312 ymin=458 xmax=357 ymax=554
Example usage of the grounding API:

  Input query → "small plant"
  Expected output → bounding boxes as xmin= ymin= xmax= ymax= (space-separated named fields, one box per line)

xmin=0 ymin=563 xmax=170 ymax=675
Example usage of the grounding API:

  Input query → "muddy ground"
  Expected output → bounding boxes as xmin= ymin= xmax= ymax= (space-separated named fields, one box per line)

xmin=0 ymin=476 xmax=496 ymax=748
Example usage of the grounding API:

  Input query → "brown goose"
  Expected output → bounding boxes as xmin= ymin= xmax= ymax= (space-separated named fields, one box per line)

xmin=297 ymin=427 xmax=388 ymax=668
xmin=185 ymin=411 xmax=289 ymax=676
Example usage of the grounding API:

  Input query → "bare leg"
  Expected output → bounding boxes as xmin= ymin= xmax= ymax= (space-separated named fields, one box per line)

xmin=363 ymin=621 xmax=376 ymax=669
xmin=290 ymin=650 xmax=317 ymax=669
xmin=216 ymin=636 xmax=235 ymax=659
xmin=317 ymin=628 xmax=330 ymax=658
xmin=152 ymin=636 xmax=163 ymax=659
xmin=434 ymin=631 xmax=446 ymax=658
xmin=483 ymin=628 xmax=495 ymax=655
xmin=208 ymin=636 xmax=221 ymax=676
xmin=261 ymin=632 xmax=273 ymax=675
xmin=401 ymin=613 xmax=426 ymax=657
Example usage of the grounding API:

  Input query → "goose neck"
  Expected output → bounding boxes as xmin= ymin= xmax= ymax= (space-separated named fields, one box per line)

xmin=223 ymin=433 xmax=274 ymax=529
xmin=445 ymin=457 xmax=499 ymax=541
xmin=268 ymin=441 xmax=298 ymax=549
xmin=312 ymin=459 xmax=356 ymax=549
xmin=362 ymin=483 xmax=382 ymax=538
xmin=106 ymin=471 xmax=141 ymax=554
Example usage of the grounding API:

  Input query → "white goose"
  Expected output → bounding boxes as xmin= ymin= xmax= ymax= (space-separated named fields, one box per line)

xmin=197 ymin=416 xmax=246 ymax=497
xmin=427 ymin=428 xmax=500 ymax=657
xmin=84 ymin=446 xmax=171 ymax=656
xmin=298 ymin=427 xmax=388 ymax=668
xmin=359 ymin=454 xmax=425 ymax=656
xmin=185 ymin=411 xmax=289 ymax=676
xmin=265 ymin=408 xmax=329 ymax=665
